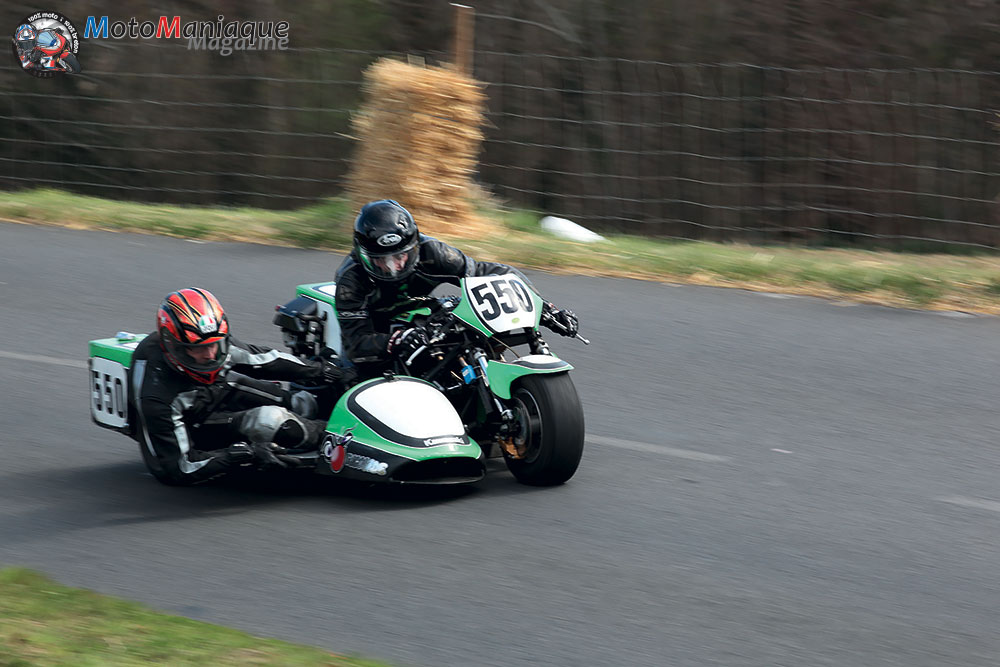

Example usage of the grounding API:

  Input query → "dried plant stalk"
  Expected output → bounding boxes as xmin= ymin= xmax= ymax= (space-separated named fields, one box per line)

xmin=347 ymin=58 xmax=496 ymax=238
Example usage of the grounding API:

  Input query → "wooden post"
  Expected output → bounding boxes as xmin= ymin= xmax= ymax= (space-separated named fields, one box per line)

xmin=452 ymin=3 xmax=474 ymax=75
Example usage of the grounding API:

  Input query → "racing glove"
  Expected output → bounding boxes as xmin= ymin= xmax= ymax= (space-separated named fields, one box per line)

xmin=20 ymin=49 xmax=41 ymax=69
xmin=222 ymin=442 xmax=256 ymax=466
xmin=249 ymin=441 xmax=289 ymax=469
xmin=386 ymin=327 xmax=428 ymax=359
xmin=542 ymin=302 xmax=580 ymax=338
xmin=321 ymin=357 xmax=353 ymax=385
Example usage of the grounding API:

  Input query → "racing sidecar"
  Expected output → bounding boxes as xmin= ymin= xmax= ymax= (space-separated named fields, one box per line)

xmin=91 ymin=273 xmax=586 ymax=487
xmin=89 ymin=333 xmax=487 ymax=485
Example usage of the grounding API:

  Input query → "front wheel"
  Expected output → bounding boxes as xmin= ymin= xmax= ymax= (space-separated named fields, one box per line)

xmin=502 ymin=373 xmax=584 ymax=486
xmin=59 ymin=52 xmax=81 ymax=74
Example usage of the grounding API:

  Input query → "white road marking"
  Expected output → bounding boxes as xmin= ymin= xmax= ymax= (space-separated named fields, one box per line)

xmin=935 ymin=496 xmax=1000 ymax=514
xmin=0 ymin=350 xmax=86 ymax=369
xmin=771 ymin=448 xmax=793 ymax=454
xmin=587 ymin=434 xmax=730 ymax=462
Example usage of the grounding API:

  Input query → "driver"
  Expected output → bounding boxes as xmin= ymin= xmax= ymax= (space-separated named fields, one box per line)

xmin=14 ymin=24 xmax=41 ymax=70
xmin=334 ymin=200 xmax=580 ymax=377
xmin=129 ymin=287 xmax=353 ymax=485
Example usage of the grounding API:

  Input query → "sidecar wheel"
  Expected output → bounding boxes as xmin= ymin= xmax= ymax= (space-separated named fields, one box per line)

xmin=503 ymin=373 xmax=584 ymax=486
xmin=138 ymin=441 xmax=186 ymax=486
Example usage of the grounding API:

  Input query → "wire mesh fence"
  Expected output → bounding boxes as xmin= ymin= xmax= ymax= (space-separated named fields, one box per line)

xmin=478 ymin=55 xmax=1000 ymax=248
xmin=1 ymin=40 xmax=998 ymax=248
xmin=0 ymin=41 xmax=376 ymax=205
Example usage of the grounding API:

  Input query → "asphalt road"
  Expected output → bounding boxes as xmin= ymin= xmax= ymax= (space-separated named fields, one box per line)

xmin=2 ymin=221 xmax=999 ymax=667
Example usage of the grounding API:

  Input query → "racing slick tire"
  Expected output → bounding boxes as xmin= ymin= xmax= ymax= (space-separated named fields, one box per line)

xmin=138 ymin=441 xmax=185 ymax=486
xmin=59 ymin=52 xmax=81 ymax=74
xmin=503 ymin=373 xmax=584 ymax=486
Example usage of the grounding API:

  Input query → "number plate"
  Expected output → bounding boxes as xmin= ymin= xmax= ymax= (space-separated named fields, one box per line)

xmin=464 ymin=275 xmax=538 ymax=332
xmin=90 ymin=357 xmax=129 ymax=429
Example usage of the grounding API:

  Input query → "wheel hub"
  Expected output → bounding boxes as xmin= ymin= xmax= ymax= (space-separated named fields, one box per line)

xmin=500 ymin=393 xmax=539 ymax=461
xmin=498 ymin=435 xmax=527 ymax=460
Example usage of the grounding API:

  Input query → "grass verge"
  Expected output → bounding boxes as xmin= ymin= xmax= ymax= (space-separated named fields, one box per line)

xmin=4 ymin=188 xmax=1000 ymax=314
xmin=0 ymin=568 xmax=386 ymax=666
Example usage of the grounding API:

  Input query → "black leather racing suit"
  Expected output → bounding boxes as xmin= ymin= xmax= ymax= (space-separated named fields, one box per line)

xmin=334 ymin=234 xmax=531 ymax=370
xmin=127 ymin=332 xmax=333 ymax=485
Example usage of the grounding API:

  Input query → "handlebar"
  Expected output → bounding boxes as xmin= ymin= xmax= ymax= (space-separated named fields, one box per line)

xmin=539 ymin=310 xmax=590 ymax=345
xmin=394 ymin=296 xmax=589 ymax=356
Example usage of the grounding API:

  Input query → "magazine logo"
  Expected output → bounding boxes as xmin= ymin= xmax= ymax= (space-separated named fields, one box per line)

xmin=11 ymin=11 xmax=81 ymax=78
xmin=84 ymin=14 xmax=289 ymax=56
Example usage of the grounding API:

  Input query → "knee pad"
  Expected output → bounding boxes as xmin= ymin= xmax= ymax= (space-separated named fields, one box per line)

xmin=290 ymin=390 xmax=318 ymax=419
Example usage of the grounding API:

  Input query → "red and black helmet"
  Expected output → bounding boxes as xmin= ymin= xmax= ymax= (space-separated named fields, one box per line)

xmin=156 ymin=288 xmax=231 ymax=384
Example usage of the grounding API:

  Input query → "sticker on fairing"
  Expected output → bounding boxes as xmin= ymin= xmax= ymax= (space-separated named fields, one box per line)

xmin=463 ymin=275 xmax=537 ymax=333
xmin=91 ymin=356 xmax=129 ymax=428
xmin=345 ymin=453 xmax=388 ymax=476
xmin=321 ymin=431 xmax=351 ymax=473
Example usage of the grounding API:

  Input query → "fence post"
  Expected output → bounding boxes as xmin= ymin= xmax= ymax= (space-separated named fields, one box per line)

xmin=451 ymin=3 xmax=474 ymax=75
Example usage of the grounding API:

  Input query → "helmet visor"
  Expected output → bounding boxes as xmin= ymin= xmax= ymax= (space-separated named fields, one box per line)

xmin=359 ymin=242 xmax=418 ymax=281
xmin=164 ymin=334 xmax=230 ymax=373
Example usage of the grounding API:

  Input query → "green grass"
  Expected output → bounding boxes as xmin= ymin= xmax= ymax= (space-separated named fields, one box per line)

xmin=4 ymin=188 xmax=1000 ymax=313
xmin=0 ymin=568 xmax=388 ymax=666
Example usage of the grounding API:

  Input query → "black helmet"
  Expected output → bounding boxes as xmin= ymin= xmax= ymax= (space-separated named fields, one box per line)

xmin=353 ymin=200 xmax=419 ymax=282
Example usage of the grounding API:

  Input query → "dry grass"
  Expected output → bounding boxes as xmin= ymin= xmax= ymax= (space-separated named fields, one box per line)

xmin=5 ymin=188 xmax=1000 ymax=314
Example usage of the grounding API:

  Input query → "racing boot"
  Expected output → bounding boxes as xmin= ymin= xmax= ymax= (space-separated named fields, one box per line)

xmin=234 ymin=406 xmax=326 ymax=455
xmin=273 ymin=416 xmax=328 ymax=454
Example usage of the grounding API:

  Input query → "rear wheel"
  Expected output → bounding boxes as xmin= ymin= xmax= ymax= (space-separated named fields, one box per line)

xmin=502 ymin=373 xmax=584 ymax=486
